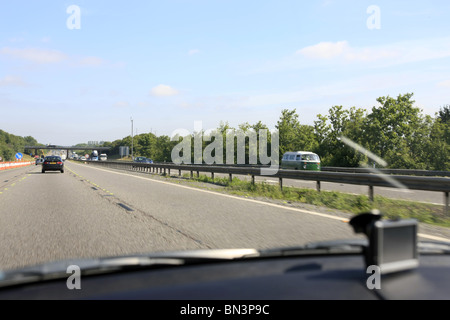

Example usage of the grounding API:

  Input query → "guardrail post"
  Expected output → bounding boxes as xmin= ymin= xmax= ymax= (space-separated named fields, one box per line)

xmin=229 ymin=173 xmax=232 ymax=182
xmin=369 ymin=185 xmax=374 ymax=202
xmin=190 ymin=171 xmax=193 ymax=178
xmin=445 ymin=192 xmax=449 ymax=216
xmin=211 ymin=172 xmax=214 ymax=180
xmin=316 ymin=181 xmax=321 ymax=192
xmin=251 ymin=175 xmax=255 ymax=185
xmin=197 ymin=171 xmax=199 ymax=177
xmin=164 ymin=168 xmax=166 ymax=175
xmin=168 ymin=168 xmax=170 ymax=175
xmin=179 ymin=169 xmax=181 ymax=176
xmin=279 ymin=177 xmax=283 ymax=191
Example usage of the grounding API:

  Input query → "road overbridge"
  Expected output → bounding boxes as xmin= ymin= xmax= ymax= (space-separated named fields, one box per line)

xmin=24 ymin=145 xmax=111 ymax=158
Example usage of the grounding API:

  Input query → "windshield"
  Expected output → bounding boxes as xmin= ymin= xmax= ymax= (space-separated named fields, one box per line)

xmin=0 ymin=0 xmax=449 ymax=284
xmin=301 ymin=154 xmax=319 ymax=161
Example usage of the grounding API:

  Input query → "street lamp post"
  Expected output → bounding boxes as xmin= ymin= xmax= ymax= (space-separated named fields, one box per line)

xmin=131 ymin=117 xmax=134 ymax=160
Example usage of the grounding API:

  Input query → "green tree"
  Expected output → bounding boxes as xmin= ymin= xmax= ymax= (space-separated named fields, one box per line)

xmin=363 ymin=93 xmax=421 ymax=168
xmin=314 ymin=106 xmax=367 ymax=166
xmin=276 ymin=109 xmax=301 ymax=160
xmin=438 ymin=105 xmax=450 ymax=124
xmin=424 ymin=116 xmax=449 ymax=170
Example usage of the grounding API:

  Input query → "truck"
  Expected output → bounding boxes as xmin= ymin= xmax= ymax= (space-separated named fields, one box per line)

xmin=90 ymin=150 xmax=99 ymax=161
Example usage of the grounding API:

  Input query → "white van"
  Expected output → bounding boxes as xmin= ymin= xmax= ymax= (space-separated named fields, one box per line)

xmin=100 ymin=154 xmax=108 ymax=161
xmin=281 ymin=151 xmax=321 ymax=171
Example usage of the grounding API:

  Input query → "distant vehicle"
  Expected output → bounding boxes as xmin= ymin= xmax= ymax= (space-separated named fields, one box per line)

xmin=281 ymin=151 xmax=321 ymax=171
xmin=99 ymin=154 xmax=107 ymax=161
xmin=80 ymin=156 xmax=86 ymax=161
xmin=42 ymin=156 xmax=64 ymax=173
xmin=91 ymin=150 xmax=99 ymax=161
xmin=35 ymin=158 xmax=44 ymax=165
xmin=133 ymin=156 xmax=153 ymax=164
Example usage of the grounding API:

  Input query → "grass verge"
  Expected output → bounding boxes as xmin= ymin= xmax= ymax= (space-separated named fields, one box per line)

xmin=178 ymin=173 xmax=450 ymax=228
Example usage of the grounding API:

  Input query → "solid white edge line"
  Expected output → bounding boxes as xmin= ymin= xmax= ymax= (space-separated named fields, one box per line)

xmin=68 ymin=162 xmax=450 ymax=242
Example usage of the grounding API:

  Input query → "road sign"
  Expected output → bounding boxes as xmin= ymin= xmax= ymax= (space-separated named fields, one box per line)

xmin=15 ymin=152 xmax=23 ymax=160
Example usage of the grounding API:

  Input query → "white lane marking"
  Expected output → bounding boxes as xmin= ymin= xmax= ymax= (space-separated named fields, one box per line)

xmin=67 ymin=162 xmax=450 ymax=242
xmin=418 ymin=233 xmax=450 ymax=242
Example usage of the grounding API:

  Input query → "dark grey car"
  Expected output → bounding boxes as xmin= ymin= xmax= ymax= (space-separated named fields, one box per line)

xmin=42 ymin=156 xmax=64 ymax=173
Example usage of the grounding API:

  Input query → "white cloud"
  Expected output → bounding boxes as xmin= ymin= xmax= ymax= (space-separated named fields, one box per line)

xmin=0 ymin=47 xmax=67 ymax=64
xmin=242 ymin=37 xmax=450 ymax=75
xmin=321 ymin=0 xmax=334 ymax=7
xmin=296 ymin=41 xmax=399 ymax=62
xmin=113 ymin=101 xmax=129 ymax=108
xmin=78 ymin=56 xmax=104 ymax=66
xmin=296 ymin=38 xmax=450 ymax=64
xmin=188 ymin=49 xmax=200 ymax=55
xmin=0 ymin=47 xmax=106 ymax=68
xmin=137 ymin=101 xmax=152 ymax=107
xmin=0 ymin=75 xmax=27 ymax=87
xmin=296 ymin=41 xmax=348 ymax=59
xmin=150 ymin=84 xmax=179 ymax=96
xmin=437 ymin=80 xmax=450 ymax=88
xmin=8 ymin=37 xmax=24 ymax=43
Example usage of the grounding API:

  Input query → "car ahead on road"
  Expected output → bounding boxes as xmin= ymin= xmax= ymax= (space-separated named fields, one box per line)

xmin=41 ymin=156 xmax=64 ymax=173
xmin=133 ymin=156 xmax=153 ymax=164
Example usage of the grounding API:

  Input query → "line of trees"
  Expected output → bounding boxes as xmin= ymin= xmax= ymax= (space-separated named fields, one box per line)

xmin=2 ymin=93 xmax=447 ymax=170
xmin=103 ymin=93 xmax=449 ymax=170
xmin=0 ymin=130 xmax=40 ymax=161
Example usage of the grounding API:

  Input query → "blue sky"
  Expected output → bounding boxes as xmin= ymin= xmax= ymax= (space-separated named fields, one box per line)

xmin=0 ymin=0 xmax=449 ymax=146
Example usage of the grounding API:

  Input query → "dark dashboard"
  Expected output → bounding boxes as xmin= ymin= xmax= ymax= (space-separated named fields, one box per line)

xmin=1 ymin=252 xmax=449 ymax=300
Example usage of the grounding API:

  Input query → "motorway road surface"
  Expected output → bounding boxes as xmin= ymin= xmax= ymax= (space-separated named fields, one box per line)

xmin=1 ymin=162 xmax=449 ymax=271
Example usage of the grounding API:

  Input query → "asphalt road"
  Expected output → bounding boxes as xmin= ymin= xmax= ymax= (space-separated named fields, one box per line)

xmin=0 ymin=162 xmax=449 ymax=271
